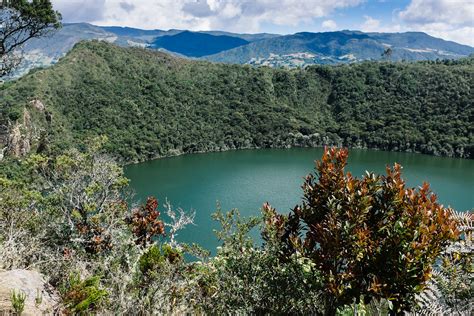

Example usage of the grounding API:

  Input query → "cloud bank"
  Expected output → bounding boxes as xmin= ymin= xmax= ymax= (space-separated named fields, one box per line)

xmin=53 ymin=0 xmax=363 ymax=32
xmin=398 ymin=0 xmax=474 ymax=46
xmin=51 ymin=0 xmax=474 ymax=46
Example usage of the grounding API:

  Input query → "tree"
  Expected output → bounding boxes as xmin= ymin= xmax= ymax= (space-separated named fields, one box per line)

xmin=1 ymin=0 xmax=61 ymax=77
xmin=265 ymin=147 xmax=459 ymax=314
xmin=381 ymin=47 xmax=393 ymax=60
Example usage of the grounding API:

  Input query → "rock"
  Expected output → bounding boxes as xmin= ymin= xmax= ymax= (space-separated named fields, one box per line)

xmin=0 ymin=269 xmax=60 ymax=315
xmin=7 ymin=109 xmax=33 ymax=158
xmin=0 ymin=147 xmax=6 ymax=161
xmin=29 ymin=99 xmax=45 ymax=112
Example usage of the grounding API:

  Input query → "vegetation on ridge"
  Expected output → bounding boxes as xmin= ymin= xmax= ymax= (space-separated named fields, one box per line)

xmin=1 ymin=41 xmax=472 ymax=163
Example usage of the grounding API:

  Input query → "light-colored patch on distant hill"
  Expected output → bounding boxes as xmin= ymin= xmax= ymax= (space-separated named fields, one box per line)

xmin=404 ymin=47 xmax=436 ymax=53
xmin=403 ymin=47 xmax=462 ymax=57
xmin=101 ymin=36 xmax=118 ymax=43
xmin=248 ymin=51 xmax=357 ymax=68
xmin=127 ymin=40 xmax=148 ymax=48
xmin=338 ymin=54 xmax=357 ymax=60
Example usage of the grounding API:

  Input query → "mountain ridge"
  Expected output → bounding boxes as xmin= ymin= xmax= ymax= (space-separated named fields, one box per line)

xmin=151 ymin=31 xmax=249 ymax=57
xmin=205 ymin=30 xmax=473 ymax=65
xmin=7 ymin=23 xmax=474 ymax=79
xmin=2 ymin=41 xmax=472 ymax=162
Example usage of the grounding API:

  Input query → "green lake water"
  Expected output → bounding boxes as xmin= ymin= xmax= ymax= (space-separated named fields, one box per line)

xmin=124 ymin=148 xmax=474 ymax=254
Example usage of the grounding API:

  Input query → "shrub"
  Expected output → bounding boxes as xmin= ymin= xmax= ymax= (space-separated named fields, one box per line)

xmin=138 ymin=244 xmax=183 ymax=277
xmin=265 ymin=147 xmax=459 ymax=314
xmin=128 ymin=197 xmax=165 ymax=246
xmin=196 ymin=208 xmax=324 ymax=314
xmin=61 ymin=273 xmax=108 ymax=314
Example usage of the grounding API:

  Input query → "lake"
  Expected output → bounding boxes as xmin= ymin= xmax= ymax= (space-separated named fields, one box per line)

xmin=124 ymin=148 xmax=474 ymax=254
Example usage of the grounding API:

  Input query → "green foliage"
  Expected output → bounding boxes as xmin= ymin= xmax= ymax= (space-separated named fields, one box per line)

xmin=211 ymin=208 xmax=260 ymax=251
xmin=138 ymin=244 xmax=182 ymax=277
xmin=1 ymin=41 xmax=472 ymax=162
xmin=265 ymin=147 xmax=459 ymax=314
xmin=10 ymin=289 xmax=27 ymax=315
xmin=196 ymin=209 xmax=324 ymax=314
xmin=4 ymin=0 xmax=61 ymax=26
xmin=61 ymin=273 xmax=108 ymax=314
xmin=1 ymin=0 xmax=62 ymax=77
xmin=416 ymin=210 xmax=473 ymax=314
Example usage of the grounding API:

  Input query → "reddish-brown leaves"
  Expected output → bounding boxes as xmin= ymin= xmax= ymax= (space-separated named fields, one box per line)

xmin=128 ymin=197 xmax=165 ymax=246
xmin=263 ymin=147 xmax=459 ymax=312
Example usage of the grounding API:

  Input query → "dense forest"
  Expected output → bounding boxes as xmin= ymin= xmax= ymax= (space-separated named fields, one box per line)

xmin=1 ymin=41 xmax=472 ymax=162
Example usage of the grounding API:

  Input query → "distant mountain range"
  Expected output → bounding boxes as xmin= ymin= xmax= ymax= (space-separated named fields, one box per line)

xmin=151 ymin=31 xmax=249 ymax=57
xmin=9 ymin=22 xmax=474 ymax=78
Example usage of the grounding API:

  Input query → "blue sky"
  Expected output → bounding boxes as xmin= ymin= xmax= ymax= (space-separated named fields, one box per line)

xmin=261 ymin=0 xmax=413 ymax=34
xmin=52 ymin=0 xmax=473 ymax=46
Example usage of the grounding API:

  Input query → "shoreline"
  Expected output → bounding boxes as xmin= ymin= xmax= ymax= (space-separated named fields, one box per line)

xmin=121 ymin=142 xmax=472 ymax=166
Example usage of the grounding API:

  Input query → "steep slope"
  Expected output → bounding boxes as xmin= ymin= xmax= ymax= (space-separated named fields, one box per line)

xmin=11 ymin=23 xmax=154 ymax=79
xmin=11 ymin=23 xmax=118 ymax=78
xmin=205 ymin=31 xmax=474 ymax=64
xmin=1 ymin=41 xmax=472 ymax=162
xmin=151 ymin=31 xmax=249 ymax=57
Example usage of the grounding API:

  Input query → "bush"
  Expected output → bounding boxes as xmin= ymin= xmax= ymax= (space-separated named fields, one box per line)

xmin=138 ymin=244 xmax=182 ymax=277
xmin=196 ymin=209 xmax=324 ymax=314
xmin=127 ymin=197 xmax=165 ymax=246
xmin=264 ymin=147 xmax=459 ymax=314
xmin=61 ymin=273 xmax=108 ymax=314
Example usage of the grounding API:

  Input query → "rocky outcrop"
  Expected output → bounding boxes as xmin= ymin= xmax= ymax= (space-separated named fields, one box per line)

xmin=0 ymin=123 xmax=8 ymax=161
xmin=0 ymin=99 xmax=47 ymax=160
xmin=29 ymin=99 xmax=45 ymax=112
xmin=7 ymin=109 xmax=33 ymax=158
xmin=0 ymin=269 xmax=60 ymax=315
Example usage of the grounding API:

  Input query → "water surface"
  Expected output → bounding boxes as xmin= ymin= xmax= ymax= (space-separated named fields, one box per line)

xmin=125 ymin=148 xmax=474 ymax=253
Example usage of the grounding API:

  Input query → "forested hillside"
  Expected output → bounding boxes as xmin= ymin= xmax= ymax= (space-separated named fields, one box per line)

xmin=1 ymin=41 xmax=472 ymax=162
xmin=205 ymin=31 xmax=474 ymax=64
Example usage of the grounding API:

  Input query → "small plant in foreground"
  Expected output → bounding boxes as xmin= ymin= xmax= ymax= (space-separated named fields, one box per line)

xmin=415 ymin=210 xmax=473 ymax=314
xmin=61 ymin=273 xmax=108 ymax=314
xmin=10 ymin=289 xmax=27 ymax=315
xmin=34 ymin=289 xmax=43 ymax=308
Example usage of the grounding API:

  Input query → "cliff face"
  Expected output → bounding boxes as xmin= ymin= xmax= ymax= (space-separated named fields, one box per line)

xmin=0 ymin=99 xmax=46 ymax=160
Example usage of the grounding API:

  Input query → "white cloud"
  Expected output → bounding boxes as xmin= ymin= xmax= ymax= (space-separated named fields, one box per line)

xmin=322 ymin=19 xmax=337 ymax=30
xmin=51 ymin=0 xmax=363 ymax=33
xmin=49 ymin=0 xmax=474 ymax=46
xmin=399 ymin=0 xmax=473 ymax=26
xmin=360 ymin=15 xmax=380 ymax=32
xmin=398 ymin=0 xmax=474 ymax=46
